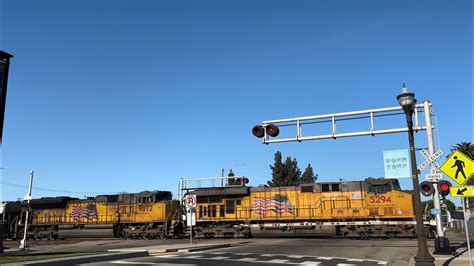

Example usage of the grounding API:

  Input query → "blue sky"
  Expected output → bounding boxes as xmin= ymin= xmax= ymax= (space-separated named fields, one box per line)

xmin=0 ymin=0 xmax=471 ymax=204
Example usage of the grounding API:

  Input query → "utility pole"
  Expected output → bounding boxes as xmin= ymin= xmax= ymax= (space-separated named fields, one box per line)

xmin=423 ymin=99 xmax=451 ymax=253
xmin=19 ymin=170 xmax=34 ymax=250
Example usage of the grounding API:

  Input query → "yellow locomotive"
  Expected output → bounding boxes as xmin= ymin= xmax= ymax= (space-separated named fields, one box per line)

xmin=12 ymin=177 xmax=423 ymax=240
xmin=22 ymin=190 xmax=180 ymax=240
xmin=187 ymin=178 xmax=418 ymax=238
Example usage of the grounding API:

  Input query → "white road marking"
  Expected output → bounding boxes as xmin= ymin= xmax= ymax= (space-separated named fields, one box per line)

xmin=299 ymin=261 xmax=322 ymax=265
xmin=235 ymin=252 xmax=253 ymax=256
xmin=184 ymin=255 xmax=203 ymax=259
xmin=209 ymin=252 xmax=227 ymax=255
xmin=154 ymin=254 xmax=179 ymax=258
xmin=316 ymin=256 xmax=333 ymax=260
xmin=236 ymin=257 xmax=259 ymax=261
xmin=288 ymin=255 xmax=305 ymax=258
xmin=267 ymin=259 xmax=290 ymax=263
xmin=337 ymin=264 xmax=356 ymax=266
xmin=111 ymin=261 xmax=196 ymax=265
xmin=111 ymin=261 xmax=151 ymax=265
xmin=209 ymin=256 xmax=231 ymax=260
xmin=260 ymin=254 xmax=275 ymax=257
xmin=347 ymin=259 xmax=365 ymax=262
xmin=377 ymin=262 xmax=388 ymax=265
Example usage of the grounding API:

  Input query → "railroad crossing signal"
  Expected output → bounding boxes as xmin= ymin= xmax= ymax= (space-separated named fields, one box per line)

xmin=437 ymin=180 xmax=451 ymax=197
xmin=439 ymin=150 xmax=473 ymax=186
xmin=418 ymin=149 xmax=442 ymax=171
xmin=185 ymin=195 xmax=197 ymax=208
xmin=449 ymin=186 xmax=474 ymax=198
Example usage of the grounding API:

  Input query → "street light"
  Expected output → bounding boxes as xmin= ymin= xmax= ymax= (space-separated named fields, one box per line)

xmin=397 ymin=83 xmax=435 ymax=266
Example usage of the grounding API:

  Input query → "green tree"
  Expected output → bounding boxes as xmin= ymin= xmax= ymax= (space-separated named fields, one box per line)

xmin=268 ymin=151 xmax=304 ymax=186
xmin=284 ymin=157 xmax=301 ymax=186
xmin=300 ymin=164 xmax=317 ymax=184
xmin=451 ymin=142 xmax=474 ymax=160
xmin=268 ymin=151 xmax=286 ymax=186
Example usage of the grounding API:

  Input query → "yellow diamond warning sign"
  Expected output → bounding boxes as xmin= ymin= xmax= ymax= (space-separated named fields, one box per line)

xmin=440 ymin=150 xmax=473 ymax=186
xmin=450 ymin=186 xmax=474 ymax=197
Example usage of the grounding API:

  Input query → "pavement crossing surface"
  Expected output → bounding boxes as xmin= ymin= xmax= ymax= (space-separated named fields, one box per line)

xmin=108 ymin=251 xmax=389 ymax=265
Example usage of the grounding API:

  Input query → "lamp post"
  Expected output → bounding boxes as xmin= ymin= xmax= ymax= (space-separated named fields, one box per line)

xmin=397 ymin=84 xmax=435 ymax=266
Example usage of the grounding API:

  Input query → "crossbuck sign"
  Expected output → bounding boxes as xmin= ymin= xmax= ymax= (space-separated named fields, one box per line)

xmin=418 ymin=149 xmax=443 ymax=181
xmin=418 ymin=149 xmax=442 ymax=171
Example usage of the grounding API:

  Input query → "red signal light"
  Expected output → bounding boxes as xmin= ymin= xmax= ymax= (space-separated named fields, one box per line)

xmin=265 ymin=124 xmax=280 ymax=137
xmin=419 ymin=181 xmax=434 ymax=197
xmin=242 ymin=177 xmax=249 ymax=184
xmin=440 ymin=183 xmax=449 ymax=191
xmin=438 ymin=181 xmax=452 ymax=197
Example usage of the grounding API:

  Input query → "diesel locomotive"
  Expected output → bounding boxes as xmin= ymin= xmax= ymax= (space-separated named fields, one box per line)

xmin=1 ymin=190 xmax=180 ymax=240
xmin=1 ymin=177 xmax=431 ymax=240
xmin=186 ymin=177 xmax=420 ymax=238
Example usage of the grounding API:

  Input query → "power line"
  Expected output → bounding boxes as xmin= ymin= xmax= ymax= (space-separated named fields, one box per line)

xmin=1 ymin=181 xmax=120 ymax=195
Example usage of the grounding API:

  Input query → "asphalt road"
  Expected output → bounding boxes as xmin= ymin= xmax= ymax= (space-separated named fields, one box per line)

xmin=81 ymin=238 xmax=436 ymax=265
xmin=7 ymin=235 xmax=469 ymax=265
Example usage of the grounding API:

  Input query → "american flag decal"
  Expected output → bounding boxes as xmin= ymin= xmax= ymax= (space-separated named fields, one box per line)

xmin=71 ymin=204 xmax=99 ymax=221
xmin=252 ymin=194 xmax=294 ymax=215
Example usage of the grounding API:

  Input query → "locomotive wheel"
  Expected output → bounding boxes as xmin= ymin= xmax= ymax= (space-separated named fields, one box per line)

xmin=122 ymin=231 xmax=130 ymax=239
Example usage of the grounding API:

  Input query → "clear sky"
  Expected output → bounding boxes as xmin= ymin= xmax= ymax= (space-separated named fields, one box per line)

xmin=0 ymin=0 xmax=472 ymax=204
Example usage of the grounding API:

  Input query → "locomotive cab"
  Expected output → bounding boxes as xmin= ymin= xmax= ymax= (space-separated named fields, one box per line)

xmin=365 ymin=178 xmax=414 ymax=219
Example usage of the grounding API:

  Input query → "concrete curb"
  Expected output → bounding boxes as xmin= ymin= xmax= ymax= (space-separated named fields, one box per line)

xmin=3 ymin=251 xmax=149 ymax=266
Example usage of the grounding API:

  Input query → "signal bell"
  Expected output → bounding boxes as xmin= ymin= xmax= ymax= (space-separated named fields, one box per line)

xmin=438 ymin=180 xmax=451 ymax=197
xmin=420 ymin=181 xmax=434 ymax=197
xmin=252 ymin=124 xmax=280 ymax=138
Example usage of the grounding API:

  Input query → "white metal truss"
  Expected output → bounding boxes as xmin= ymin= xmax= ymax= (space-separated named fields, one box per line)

xmin=259 ymin=103 xmax=431 ymax=144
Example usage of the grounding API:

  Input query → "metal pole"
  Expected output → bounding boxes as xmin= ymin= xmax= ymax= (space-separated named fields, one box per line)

xmin=423 ymin=100 xmax=451 ymax=253
xmin=19 ymin=170 xmax=34 ymax=250
xmin=189 ymin=208 xmax=193 ymax=245
xmin=462 ymin=197 xmax=473 ymax=266
xmin=0 ymin=51 xmax=13 ymax=145
xmin=221 ymin=169 xmax=224 ymax=187
xmin=405 ymin=111 xmax=435 ymax=266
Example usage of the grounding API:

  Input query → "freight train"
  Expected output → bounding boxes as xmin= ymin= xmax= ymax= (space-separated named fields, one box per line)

xmin=1 ymin=190 xmax=181 ymax=240
xmin=1 ymin=177 xmax=432 ymax=240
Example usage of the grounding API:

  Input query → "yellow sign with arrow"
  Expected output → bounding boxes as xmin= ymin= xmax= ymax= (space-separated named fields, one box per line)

xmin=439 ymin=150 xmax=473 ymax=186
xmin=450 ymin=186 xmax=474 ymax=197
